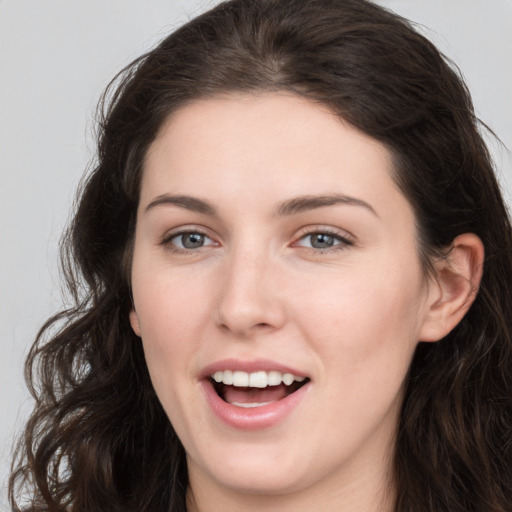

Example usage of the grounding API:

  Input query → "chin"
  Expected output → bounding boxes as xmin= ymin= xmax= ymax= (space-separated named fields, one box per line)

xmin=188 ymin=442 xmax=316 ymax=496
xmin=211 ymin=467 xmax=309 ymax=496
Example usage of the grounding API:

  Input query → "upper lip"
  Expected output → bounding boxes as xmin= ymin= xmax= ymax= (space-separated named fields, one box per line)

xmin=199 ymin=358 xmax=309 ymax=380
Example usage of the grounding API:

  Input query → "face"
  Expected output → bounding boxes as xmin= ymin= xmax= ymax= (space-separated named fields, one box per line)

xmin=129 ymin=94 xmax=436 ymax=503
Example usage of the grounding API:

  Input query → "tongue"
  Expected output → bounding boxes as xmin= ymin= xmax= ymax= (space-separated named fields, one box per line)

xmin=223 ymin=384 xmax=289 ymax=404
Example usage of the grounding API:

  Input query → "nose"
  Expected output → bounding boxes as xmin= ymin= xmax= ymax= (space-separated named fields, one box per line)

xmin=213 ymin=247 xmax=287 ymax=338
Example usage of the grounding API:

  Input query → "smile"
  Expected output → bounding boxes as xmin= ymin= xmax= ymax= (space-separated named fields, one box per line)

xmin=201 ymin=361 xmax=311 ymax=429
xmin=212 ymin=369 xmax=306 ymax=387
xmin=211 ymin=370 xmax=308 ymax=408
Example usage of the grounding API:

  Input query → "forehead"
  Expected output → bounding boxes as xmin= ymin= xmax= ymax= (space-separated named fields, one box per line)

xmin=141 ymin=93 xmax=406 ymax=220
xmin=145 ymin=94 xmax=392 ymax=184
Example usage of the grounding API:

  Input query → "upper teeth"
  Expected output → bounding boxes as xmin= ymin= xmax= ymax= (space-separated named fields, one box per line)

xmin=211 ymin=370 xmax=306 ymax=388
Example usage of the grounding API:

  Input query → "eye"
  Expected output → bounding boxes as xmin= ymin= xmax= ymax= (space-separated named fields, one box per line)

xmin=294 ymin=230 xmax=353 ymax=251
xmin=166 ymin=231 xmax=217 ymax=251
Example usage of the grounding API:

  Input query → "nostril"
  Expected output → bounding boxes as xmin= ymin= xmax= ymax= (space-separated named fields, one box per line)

xmin=216 ymin=319 xmax=276 ymax=337
xmin=214 ymin=280 xmax=287 ymax=335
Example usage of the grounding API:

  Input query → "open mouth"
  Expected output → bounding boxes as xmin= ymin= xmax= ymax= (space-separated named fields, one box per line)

xmin=209 ymin=370 xmax=310 ymax=408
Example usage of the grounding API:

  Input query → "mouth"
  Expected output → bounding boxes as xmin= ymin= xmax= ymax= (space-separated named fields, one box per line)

xmin=209 ymin=370 xmax=310 ymax=408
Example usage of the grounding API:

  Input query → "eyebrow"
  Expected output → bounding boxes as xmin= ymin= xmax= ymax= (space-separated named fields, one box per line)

xmin=144 ymin=193 xmax=377 ymax=218
xmin=275 ymin=194 xmax=378 ymax=218
xmin=145 ymin=194 xmax=217 ymax=216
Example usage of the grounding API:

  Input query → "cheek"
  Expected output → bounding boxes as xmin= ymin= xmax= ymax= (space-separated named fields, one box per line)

xmin=132 ymin=277 xmax=212 ymax=442
xmin=131 ymin=266 xmax=212 ymax=391
xmin=309 ymin=276 xmax=423 ymax=439
xmin=132 ymin=256 xmax=211 ymax=338
xmin=295 ymin=263 xmax=425 ymax=385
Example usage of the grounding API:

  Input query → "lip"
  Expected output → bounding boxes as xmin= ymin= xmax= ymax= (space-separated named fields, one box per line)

xmin=200 ymin=358 xmax=311 ymax=430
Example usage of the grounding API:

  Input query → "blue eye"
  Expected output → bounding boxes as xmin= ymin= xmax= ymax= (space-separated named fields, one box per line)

xmin=168 ymin=231 xmax=215 ymax=250
xmin=296 ymin=231 xmax=352 ymax=250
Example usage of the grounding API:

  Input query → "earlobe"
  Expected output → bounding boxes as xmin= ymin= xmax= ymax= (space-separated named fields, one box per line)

xmin=419 ymin=233 xmax=484 ymax=342
xmin=129 ymin=309 xmax=142 ymax=337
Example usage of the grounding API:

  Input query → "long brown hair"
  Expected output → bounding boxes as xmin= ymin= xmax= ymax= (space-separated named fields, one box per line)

xmin=10 ymin=0 xmax=512 ymax=510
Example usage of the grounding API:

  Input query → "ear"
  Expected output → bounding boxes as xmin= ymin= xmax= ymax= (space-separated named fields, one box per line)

xmin=419 ymin=233 xmax=484 ymax=342
xmin=129 ymin=309 xmax=142 ymax=337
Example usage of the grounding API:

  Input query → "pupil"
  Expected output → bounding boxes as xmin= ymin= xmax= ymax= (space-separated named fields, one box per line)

xmin=183 ymin=233 xmax=204 ymax=248
xmin=311 ymin=233 xmax=334 ymax=249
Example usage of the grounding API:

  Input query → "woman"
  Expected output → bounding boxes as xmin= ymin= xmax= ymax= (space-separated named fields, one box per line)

xmin=10 ymin=0 xmax=512 ymax=511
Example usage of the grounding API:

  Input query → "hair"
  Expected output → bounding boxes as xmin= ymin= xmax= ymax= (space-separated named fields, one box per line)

xmin=10 ymin=0 xmax=512 ymax=510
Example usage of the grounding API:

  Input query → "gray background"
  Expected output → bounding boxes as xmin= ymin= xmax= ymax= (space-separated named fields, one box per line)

xmin=1 ymin=0 xmax=511 ymax=507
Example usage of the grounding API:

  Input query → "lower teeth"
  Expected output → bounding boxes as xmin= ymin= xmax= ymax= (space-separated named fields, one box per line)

xmin=230 ymin=401 xmax=275 ymax=408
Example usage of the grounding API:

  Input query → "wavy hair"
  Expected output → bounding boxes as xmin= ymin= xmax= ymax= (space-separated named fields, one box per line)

xmin=10 ymin=0 xmax=512 ymax=510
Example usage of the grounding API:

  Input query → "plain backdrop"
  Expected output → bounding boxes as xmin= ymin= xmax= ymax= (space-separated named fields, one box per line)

xmin=1 ymin=0 xmax=511 ymax=507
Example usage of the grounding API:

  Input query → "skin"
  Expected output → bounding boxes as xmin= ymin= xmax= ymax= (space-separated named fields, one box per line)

xmin=129 ymin=93 xmax=483 ymax=512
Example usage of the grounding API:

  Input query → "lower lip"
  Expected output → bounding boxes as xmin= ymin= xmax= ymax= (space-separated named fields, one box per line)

xmin=201 ymin=380 xmax=310 ymax=430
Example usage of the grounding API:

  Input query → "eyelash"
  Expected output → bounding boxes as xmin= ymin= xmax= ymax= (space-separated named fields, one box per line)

xmin=293 ymin=228 xmax=354 ymax=254
xmin=162 ymin=229 xmax=217 ymax=255
xmin=161 ymin=227 xmax=354 ymax=255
